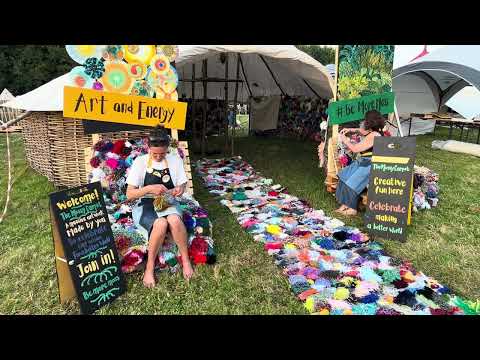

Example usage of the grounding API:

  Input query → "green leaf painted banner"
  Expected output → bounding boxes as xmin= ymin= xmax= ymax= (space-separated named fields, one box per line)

xmin=328 ymin=92 xmax=395 ymax=125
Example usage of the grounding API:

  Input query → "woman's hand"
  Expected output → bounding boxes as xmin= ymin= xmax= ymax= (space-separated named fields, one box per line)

xmin=171 ymin=185 xmax=185 ymax=197
xmin=147 ymin=184 xmax=168 ymax=196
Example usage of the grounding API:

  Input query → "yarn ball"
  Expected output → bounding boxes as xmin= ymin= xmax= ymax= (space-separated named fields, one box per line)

xmin=90 ymin=156 xmax=101 ymax=168
xmin=112 ymin=140 xmax=126 ymax=155
xmin=106 ymin=158 xmax=119 ymax=170
xmin=334 ymin=287 xmax=350 ymax=300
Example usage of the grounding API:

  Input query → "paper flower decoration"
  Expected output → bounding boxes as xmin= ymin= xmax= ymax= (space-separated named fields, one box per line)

xmin=146 ymin=70 xmax=162 ymax=89
xmin=102 ymin=45 xmax=124 ymax=61
xmin=128 ymin=62 xmax=148 ymax=79
xmin=150 ymin=54 xmax=170 ymax=76
xmin=157 ymin=45 xmax=179 ymax=62
xmin=68 ymin=66 xmax=94 ymax=88
xmin=101 ymin=61 xmax=134 ymax=94
xmin=93 ymin=80 xmax=104 ymax=90
xmin=155 ymin=88 xmax=178 ymax=101
xmin=123 ymin=45 xmax=156 ymax=65
xmin=131 ymin=80 xmax=154 ymax=97
xmin=66 ymin=45 xmax=106 ymax=64
xmin=83 ymin=57 xmax=105 ymax=79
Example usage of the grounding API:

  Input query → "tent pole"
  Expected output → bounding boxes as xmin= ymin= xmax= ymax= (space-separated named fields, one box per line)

xmin=302 ymin=78 xmax=322 ymax=99
xmin=394 ymin=101 xmax=404 ymax=137
xmin=202 ymin=59 xmax=208 ymax=157
xmin=224 ymin=53 xmax=229 ymax=155
xmin=259 ymin=54 xmax=286 ymax=96
xmin=191 ymin=63 xmax=197 ymax=152
xmin=232 ymin=53 xmax=241 ymax=157
xmin=238 ymin=54 xmax=252 ymax=97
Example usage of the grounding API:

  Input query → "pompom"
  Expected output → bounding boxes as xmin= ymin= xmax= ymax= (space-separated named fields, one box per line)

xmin=90 ymin=156 xmax=101 ymax=168
xmin=112 ymin=140 xmax=126 ymax=155
xmin=106 ymin=158 xmax=119 ymax=169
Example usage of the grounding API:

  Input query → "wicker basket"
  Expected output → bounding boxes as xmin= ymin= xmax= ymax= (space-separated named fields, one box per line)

xmin=19 ymin=112 xmax=193 ymax=192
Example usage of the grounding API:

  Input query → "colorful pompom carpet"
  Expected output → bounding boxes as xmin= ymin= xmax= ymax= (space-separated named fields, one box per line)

xmin=195 ymin=156 xmax=478 ymax=315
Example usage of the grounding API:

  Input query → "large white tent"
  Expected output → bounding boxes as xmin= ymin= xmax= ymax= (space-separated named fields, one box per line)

xmin=175 ymin=45 xmax=335 ymax=101
xmin=392 ymin=45 xmax=480 ymax=135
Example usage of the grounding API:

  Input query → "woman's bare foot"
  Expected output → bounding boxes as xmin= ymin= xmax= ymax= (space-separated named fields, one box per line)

xmin=335 ymin=205 xmax=348 ymax=213
xmin=342 ymin=208 xmax=358 ymax=216
xmin=182 ymin=259 xmax=194 ymax=280
xmin=143 ymin=268 xmax=156 ymax=288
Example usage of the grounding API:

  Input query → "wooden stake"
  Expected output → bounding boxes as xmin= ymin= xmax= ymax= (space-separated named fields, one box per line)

xmin=232 ymin=53 xmax=241 ymax=157
xmin=191 ymin=63 xmax=197 ymax=152
xmin=202 ymin=59 xmax=208 ymax=157
xmin=224 ymin=53 xmax=229 ymax=155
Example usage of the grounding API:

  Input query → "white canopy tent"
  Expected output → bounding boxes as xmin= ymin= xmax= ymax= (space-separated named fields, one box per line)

xmin=391 ymin=45 xmax=480 ymax=135
xmin=175 ymin=45 xmax=335 ymax=101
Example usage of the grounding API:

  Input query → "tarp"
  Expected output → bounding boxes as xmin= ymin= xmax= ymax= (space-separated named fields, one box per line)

xmin=175 ymin=45 xmax=335 ymax=101
xmin=249 ymin=96 xmax=281 ymax=131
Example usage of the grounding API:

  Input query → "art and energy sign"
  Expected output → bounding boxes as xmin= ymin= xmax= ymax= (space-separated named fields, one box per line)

xmin=63 ymin=86 xmax=187 ymax=130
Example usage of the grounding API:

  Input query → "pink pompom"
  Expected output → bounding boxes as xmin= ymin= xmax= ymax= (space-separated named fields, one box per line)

xmin=106 ymin=158 xmax=119 ymax=169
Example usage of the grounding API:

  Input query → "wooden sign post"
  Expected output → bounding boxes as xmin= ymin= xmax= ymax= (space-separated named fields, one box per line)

xmin=49 ymin=182 xmax=126 ymax=314
xmin=364 ymin=137 xmax=416 ymax=242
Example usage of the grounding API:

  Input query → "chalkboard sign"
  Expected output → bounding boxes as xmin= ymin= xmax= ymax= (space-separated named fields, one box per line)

xmin=49 ymin=182 xmax=126 ymax=314
xmin=364 ymin=137 xmax=416 ymax=242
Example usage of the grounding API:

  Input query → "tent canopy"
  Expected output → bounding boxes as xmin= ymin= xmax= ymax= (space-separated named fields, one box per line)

xmin=0 ymin=73 xmax=68 ymax=111
xmin=393 ymin=45 xmax=480 ymax=110
xmin=176 ymin=45 xmax=335 ymax=101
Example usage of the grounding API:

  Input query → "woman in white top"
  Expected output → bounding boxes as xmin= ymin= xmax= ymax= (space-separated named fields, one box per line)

xmin=126 ymin=126 xmax=193 ymax=287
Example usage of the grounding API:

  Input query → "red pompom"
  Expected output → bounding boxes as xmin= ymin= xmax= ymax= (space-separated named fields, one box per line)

xmin=90 ymin=156 xmax=101 ymax=168
xmin=112 ymin=140 xmax=126 ymax=155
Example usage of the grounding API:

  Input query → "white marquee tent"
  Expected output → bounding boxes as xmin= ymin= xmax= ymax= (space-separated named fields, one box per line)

xmin=175 ymin=45 xmax=335 ymax=101
xmin=392 ymin=45 xmax=480 ymax=135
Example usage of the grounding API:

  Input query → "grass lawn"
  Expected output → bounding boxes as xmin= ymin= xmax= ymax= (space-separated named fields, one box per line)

xmin=0 ymin=126 xmax=478 ymax=314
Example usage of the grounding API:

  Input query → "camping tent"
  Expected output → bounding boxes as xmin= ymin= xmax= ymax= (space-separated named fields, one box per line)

xmin=391 ymin=45 xmax=480 ymax=135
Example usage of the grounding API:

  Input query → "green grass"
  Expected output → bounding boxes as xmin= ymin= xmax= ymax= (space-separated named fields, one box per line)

xmin=0 ymin=125 xmax=478 ymax=314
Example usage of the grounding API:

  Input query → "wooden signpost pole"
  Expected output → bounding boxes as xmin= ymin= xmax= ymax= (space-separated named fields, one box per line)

xmin=325 ymin=45 xmax=340 ymax=191
xmin=50 ymin=205 xmax=76 ymax=304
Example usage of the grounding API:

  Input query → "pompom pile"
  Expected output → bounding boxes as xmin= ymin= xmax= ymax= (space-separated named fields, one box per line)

xmin=88 ymin=137 xmax=216 ymax=274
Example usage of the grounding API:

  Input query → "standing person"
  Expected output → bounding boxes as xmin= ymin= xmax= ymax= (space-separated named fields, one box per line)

xmin=126 ymin=126 xmax=194 ymax=287
xmin=334 ymin=110 xmax=386 ymax=216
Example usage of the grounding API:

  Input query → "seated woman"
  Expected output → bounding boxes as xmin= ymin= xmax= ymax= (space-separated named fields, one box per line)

xmin=126 ymin=126 xmax=193 ymax=287
xmin=334 ymin=110 xmax=386 ymax=216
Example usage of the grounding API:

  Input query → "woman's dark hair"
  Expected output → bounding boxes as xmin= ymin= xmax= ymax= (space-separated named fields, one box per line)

xmin=363 ymin=110 xmax=386 ymax=132
xmin=148 ymin=125 xmax=170 ymax=148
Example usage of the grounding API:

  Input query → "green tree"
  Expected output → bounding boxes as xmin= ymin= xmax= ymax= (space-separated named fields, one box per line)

xmin=296 ymin=45 xmax=336 ymax=64
xmin=0 ymin=45 xmax=75 ymax=96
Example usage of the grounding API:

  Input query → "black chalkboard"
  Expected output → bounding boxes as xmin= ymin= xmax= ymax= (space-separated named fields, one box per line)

xmin=364 ymin=137 xmax=416 ymax=242
xmin=49 ymin=182 xmax=126 ymax=314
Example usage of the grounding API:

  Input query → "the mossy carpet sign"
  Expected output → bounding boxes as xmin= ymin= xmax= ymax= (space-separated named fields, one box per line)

xmin=364 ymin=137 xmax=416 ymax=242
xmin=49 ymin=182 xmax=126 ymax=314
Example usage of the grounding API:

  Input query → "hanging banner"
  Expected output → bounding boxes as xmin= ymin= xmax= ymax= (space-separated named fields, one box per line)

xmin=328 ymin=91 xmax=395 ymax=125
xmin=364 ymin=137 xmax=416 ymax=242
xmin=327 ymin=45 xmax=395 ymax=126
xmin=63 ymin=86 xmax=187 ymax=129
xmin=49 ymin=182 xmax=126 ymax=314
